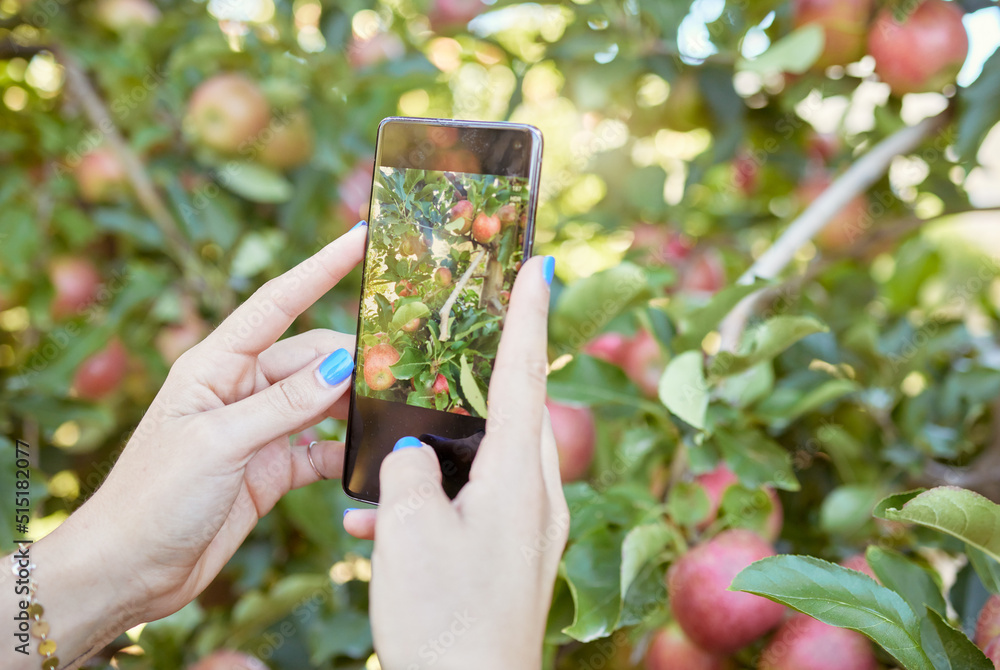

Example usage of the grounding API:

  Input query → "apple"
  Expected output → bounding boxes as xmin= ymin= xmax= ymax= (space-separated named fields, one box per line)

xmin=338 ymin=160 xmax=374 ymax=223
xmin=400 ymin=232 xmax=428 ymax=257
xmin=73 ymin=339 xmax=128 ymax=400
xmin=348 ymin=31 xmax=406 ymax=68
xmin=497 ymin=203 xmax=518 ymax=227
xmin=432 ymin=373 xmax=450 ymax=395
xmin=73 ymin=147 xmax=127 ymax=203
xmin=395 ymin=280 xmax=415 ymax=297
xmin=758 ymin=613 xmax=877 ymax=670
xmin=663 ymin=74 xmax=708 ymax=132
xmin=976 ymin=595 xmax=1000 ymax=648
xmin=449 ymin=406 xmax=471 ymax=416
xmin=868 ymin=0 xmax=969 ymax=95
xmin=694 ymin=465 xmax=783 ymax=541
xmin=499 ymin=290 xmax=510 ymax=304
xmin=258 ymin=109 xmax=314 ymax=170
xmin=95 ymin=0 xmax=160 ymax=31
xmin=449 ymin=200 xmax=475 ymax=233
xmin=840 ymin=553 xmax=879 ymax=582
xmin=984 ymin=636 xmax=1000 ymax=670
xmin=584 ymin=332 xmax=631 ymax=367
xmin=792 ymin=0 xmax=873 ymax=69
xmin=401 ymin=317 xmax=422 ymax=333
xmin=472 ymin=212 xmax=501 ymax=244
xmin=645 ymin=623 xmax=731 ymax=670
xmin=546 ymin=398 xmax=596 ymax=482
xmin=795 ymin=173 xmax=871 ymax=251
xmin=621 ymin=329 xmax=664 ymax=397
xmin=187 ymin=650 xmax=268 ymax=670
xmin=49 ymin=256 xmax=102 ymax=319
xmin=363 ymin=343 xmax=400 ymax=391
xmin=429 ymin=0 xmax=487 ymax=31
xmin=434 ymin=267 xmax=453 ymax=287
xmin=185 ymin=74 xmax=271 ymax=154
xmin=680 ymin=250 xmax=725 ymax=295
xmin=363 ymin=331 xmax=390 ymax=358
xmin=668 ymin=529 xmax=785 ymax=654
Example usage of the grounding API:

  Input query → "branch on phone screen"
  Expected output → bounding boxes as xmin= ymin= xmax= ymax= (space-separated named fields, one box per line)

xmin=439 ymin=247 xmax=488 ymax=341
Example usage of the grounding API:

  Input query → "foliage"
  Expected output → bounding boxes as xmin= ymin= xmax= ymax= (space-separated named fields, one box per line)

xmin=1 ymin=0 xmax=1000 ymax=668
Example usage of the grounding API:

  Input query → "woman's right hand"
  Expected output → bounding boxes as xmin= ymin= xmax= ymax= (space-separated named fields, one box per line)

xmin=344 ymin=255 xmax=568 ymax=670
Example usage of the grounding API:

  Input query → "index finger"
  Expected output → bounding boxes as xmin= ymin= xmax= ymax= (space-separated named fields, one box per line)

xmin=206 ymin=222 xmax=367 ymax=356
xmin=470 ymin=255 xmax=554 ymax=485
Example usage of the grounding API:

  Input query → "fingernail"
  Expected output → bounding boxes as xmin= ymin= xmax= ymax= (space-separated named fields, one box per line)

xmin=344 ymin=508 xmax=359 ymax=517
xmin=543 ymin=255 xmax=555 ymax=286
xmin=351 ymin=220 xmax=368 ymax=231
xmin=317 ymin=348 xmax=354 ymax=386
xmin=393 ymin=436 xmax=422 ymax=451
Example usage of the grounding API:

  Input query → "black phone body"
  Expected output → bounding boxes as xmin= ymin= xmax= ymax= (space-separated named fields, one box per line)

xmin=343 ymin=117 xmax=543 ymax=504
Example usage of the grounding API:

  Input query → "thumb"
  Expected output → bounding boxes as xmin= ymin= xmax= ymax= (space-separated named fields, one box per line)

xmin=376 ymin=437 xmax=454 ymax=528
xmin=213 ymin=348 xmax=354 ymax=454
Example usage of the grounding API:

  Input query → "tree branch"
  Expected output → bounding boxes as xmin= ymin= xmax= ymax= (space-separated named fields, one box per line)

xmin=717 ymin=111 xmax=950 ymax=352
xmin=438 ymin=247 xmax=487 ymax=341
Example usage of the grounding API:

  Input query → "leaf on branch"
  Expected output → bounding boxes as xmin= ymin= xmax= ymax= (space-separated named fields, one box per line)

xmin=737 ymin=24 xmax=825 ymax=75
xmin=658 ymin=350 xmax=708 ymax=429
xmin=459 ymin=354 xmax=488 ymax=417
xmin=710 ymin=316 xmax=828 ymax=377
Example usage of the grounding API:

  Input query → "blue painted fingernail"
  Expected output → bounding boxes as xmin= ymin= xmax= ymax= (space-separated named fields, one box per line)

xmin=344 ymin=508 xmax=359 ymax=517
xmin=393 ymin=436 xmax=422 ymax=451
xmin=543 ymin=256 xmax=555 ymax=286
xmin=351 ymin=220 xmax=368 ymax=231
xmin=317 ymin=348 xmax=354 ymax=386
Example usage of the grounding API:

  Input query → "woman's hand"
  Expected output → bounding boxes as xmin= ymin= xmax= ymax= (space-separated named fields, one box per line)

xmin=344 ymin=255 xmax=568 ymax=670
xmin=20 ymin=224 xmax=368 ymax=666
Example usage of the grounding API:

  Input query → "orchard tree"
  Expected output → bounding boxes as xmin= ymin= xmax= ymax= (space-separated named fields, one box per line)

xmin=2 ymin=0 xmax=1000 ymax=668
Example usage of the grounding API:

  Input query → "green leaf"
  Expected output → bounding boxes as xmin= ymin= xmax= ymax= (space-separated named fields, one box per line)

xmin=389 ymin=347 xmax=426 ymax=380
xmin=755 ymin=378 xmax=859 ymax=425
xmin=737 ymin=24 xmax=825 ymax=75
xmin=820 ymin=484 xmax=882 ymax=536
xmin=923 ymin=607 xmax=993 ymax=670
xmin=967 ymin=545 xmax=1000 ymax=595
xmin=672 ymin=279 xmax=770 ymax=351
xmin=658 ymin=350 xmax=708 ymax=429
xmin=876 ymin=487 xmax=1000 ymax=563
xmin=715 ymin=428 xmax=799 ymax=491
xmin=547 ymin=355 xmax=655 ymax=411
xmin=561 ymin=529 xmax=624 ymax=642
xmin=620 ymin=521 xmax=673 ymax=599
xmin=218 ymin=162 xmax=293 ymax=203
xmin=866 ymin=546 xmax=946 ymax=616
xmin=666 ymin=481 xmax=711 ymax=527
xmin=719 ymin=485 xmax=776 ymax=538
xmin=711 ymin=316 xmax=828 ymax=377
xmin=460 ymin=354 xmax=488 ymax=417
xmin=873 ymin=489 xmax=925 ymax=519
xmin=391 ymin=301 xmax=430 ymax=329
xmin=956 ymin=49 xmax=1000 ymax=163
xmin=731 ymin=555 xmax=933 ymax=670
xmin=550 ymin=262 xmax=651 ymax=348
xmin=308 ymin=610 xmax=372 ymax=663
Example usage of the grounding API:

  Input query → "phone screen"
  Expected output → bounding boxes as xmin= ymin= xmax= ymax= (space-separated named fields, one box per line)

xmin=344 ymin=118 xmax=542 ymax=503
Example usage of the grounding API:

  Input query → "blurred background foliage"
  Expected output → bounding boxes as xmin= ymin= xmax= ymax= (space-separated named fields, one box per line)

xmin=3 ymin=0 xmax=1000 ymax=667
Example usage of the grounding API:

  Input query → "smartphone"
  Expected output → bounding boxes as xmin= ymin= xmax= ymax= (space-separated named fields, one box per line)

xmin=342 ymin=117 xmax=543 ymax=504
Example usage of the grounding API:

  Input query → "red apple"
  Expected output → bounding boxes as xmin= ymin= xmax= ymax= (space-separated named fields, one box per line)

xmin=431 ymin=373 xmax=450 ymax=395
xmin=434 ymin=267 xmax=453 ymax=287
xmin=840 ymin=553 xmax=879 ymax=582
xmin=186 ymin=74 xmax=271 ymax=154
xmin=583 ymin=332 xmax=631 ymax=367
xmin=187 ymin=650 xmax=268 ymax=670
xmin=395 ymin=280 xmax=415 ymax=297
xmin=546 ymin=399 xmax=596 ymax=482
xmin=680 ymin=250 xmax=725 ymax=295
xmin=363 ymin=331 xmax=390 ymax=358
xmin=338 ymin=160 xmax=374 ymax=223
xmin=645 ymin=623 xmax=731 ymax=670
xmin=449 ymin=199 xmax=475 ymax=233
xmin=796 ymin=173 xmax=871 ymax=251
xmin=429 ymin=0 xmax=486 ymax=31
xmin=49 ymin=256 xmax=102 ymax=319
xmin=95 ymin=0 xmax=160 ymax=31
xmin=363 ymin=343 xmax=400 ymax=391
xmin=621 ymin=330 xmax=664 ymax=397
xmin=73 ymin=147 xmax=127 ymax=203
xmin=73 ymin=339 xmax=128 ymax=400
xmin=792 ymin=0 xmax=873 ymax=69
xmin=668 ymin=529 xmax=785 ymax=654
xmin=258 ymin=109 xmax=314 ymax=170
xmin=985 ymin=636 xmax=1000 ymax=670
xmin=449 ymin=406 xmax=471 ymax=416
xmin=348 ymin=31 xmax=406 ymax=68
xmin=868 ymin=1 xmax=969 ymax=95
xmin=694 ymin=465 xmax=783 ymax=541
xmin=499 ymin=290 xmax=510 ymax=304
xmin=497 ymin=202 xmax=518 ymax=227
xmin=472 ymin=212 xmax=501 ymax=244
xmin=758 ymin=613 xmax=877 ymax=670
xmin=401 ymin=317 xmax=422 ymax=333
xmin=976 ymin=595 xmax=1000 ymax=648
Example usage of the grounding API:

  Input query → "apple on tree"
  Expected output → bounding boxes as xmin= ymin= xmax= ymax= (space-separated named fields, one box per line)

xmin=363 ymin=343 xmax=400 ymax=391
xmin=621 ymin=329 xmax=665 ymax=398
xmin=73 ymin=147 xmax=127 ymax=204
xmin=49 ymin=256 xmax=102 ymax=320
xmin=432 ymin=373 xmax=449 ymax=395
xmin=759 ymin=613 xmax=877 ymax=670
xmin=472 ymin=212 xmax=501 ymax=244
xmin=449 ymin=199 xmax=475 ymax=233
xmin=338 ymin=160 xmax=374 ymax=223
xmin=693 ymin=464 xmax=783 ymax=541
xmin=868 ymin=0 xmax=969 ymax=95
xmin=257 ymin=109 xmax=314 ymax=170
xmin=434 ymin=266 xmax=453 ymax=287
xmin=792 ymin=0 xmax=873 ymax=69
xmin=667 ymin=529 xmax=786 ymax=654
xmin=546 ymin=398 xmax=596 ymax=482
xmin=73 ymin=339 xmax=128 ymax=401
xmin=185 ymin=73 xmax=271 ymax=155
xmin=644 ymin=623 xmax=731 ymax=670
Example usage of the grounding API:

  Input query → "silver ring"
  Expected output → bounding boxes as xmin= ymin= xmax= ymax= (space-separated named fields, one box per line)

xmin=306 ymin=440 xmax=327 ymax=480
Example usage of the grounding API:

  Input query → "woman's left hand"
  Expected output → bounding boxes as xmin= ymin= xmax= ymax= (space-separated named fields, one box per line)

xmin=71 ymin=223 xmax=367 ymax=628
